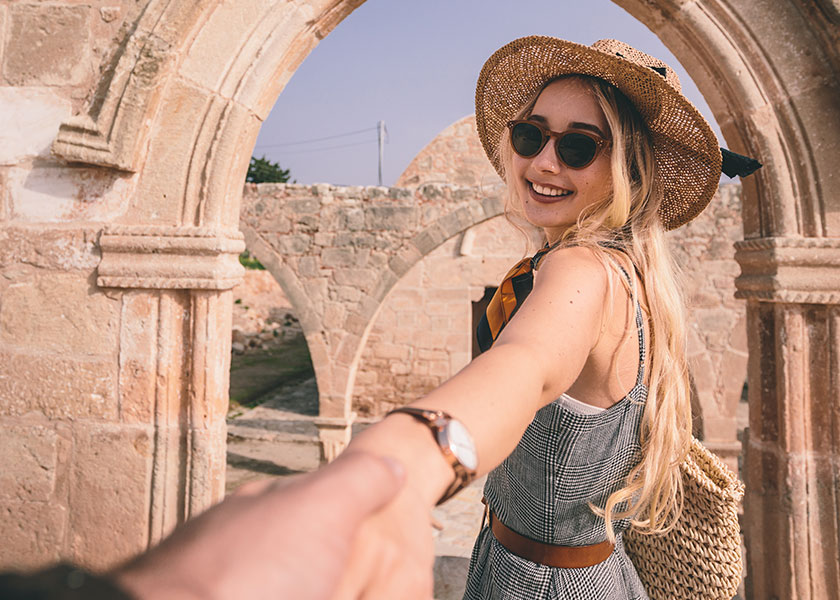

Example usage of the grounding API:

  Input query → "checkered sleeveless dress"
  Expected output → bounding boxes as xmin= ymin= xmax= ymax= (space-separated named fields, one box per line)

xmin=463 ymin=266 xmax=650 ymax=600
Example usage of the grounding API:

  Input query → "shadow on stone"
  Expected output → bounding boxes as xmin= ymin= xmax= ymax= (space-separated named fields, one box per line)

xmin=225 ymin=452 xmax=305 ymax=477
xmin=433 ymin=555 xmax=470 ymax=600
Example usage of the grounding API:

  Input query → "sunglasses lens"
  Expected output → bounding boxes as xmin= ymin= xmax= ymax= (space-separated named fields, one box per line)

xmin=556 ymin=132 xmax=598 ymax=168
xmin=510 ymin=122 xmax=545 ymax=157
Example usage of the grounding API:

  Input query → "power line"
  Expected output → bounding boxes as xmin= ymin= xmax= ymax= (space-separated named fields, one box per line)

xmin=266 ymin=139 xmax=378 ymax=154
xmin=254 ymin=126 xmax=377 ymax=149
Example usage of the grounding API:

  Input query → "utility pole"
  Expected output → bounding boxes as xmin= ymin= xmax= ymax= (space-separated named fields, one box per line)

xmin=377 ymin=120 xmax=386 ymax=186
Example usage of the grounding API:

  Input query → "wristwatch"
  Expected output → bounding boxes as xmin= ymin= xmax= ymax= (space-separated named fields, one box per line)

xmin=387 ymin=407 xmax=478 ymax=505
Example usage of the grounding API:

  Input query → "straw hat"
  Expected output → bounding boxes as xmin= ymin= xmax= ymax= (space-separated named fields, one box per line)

xmin=475 ymin=36 xmax=722 ymax=230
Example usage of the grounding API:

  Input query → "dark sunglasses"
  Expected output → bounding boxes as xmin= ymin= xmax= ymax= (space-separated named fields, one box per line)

xmin=507 ymin=120 xmax=611 ymax=169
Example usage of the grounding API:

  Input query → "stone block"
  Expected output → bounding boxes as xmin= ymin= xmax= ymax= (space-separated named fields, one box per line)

xmin=373 ymin=343 xmax=410 ymax=360
xmin=415 ymin=331 xmax=445 ymax=350
xmin=427 ymin=288 xmax=467 ymax=303
xmin=364 ymin=205 xmax=417 ymax=231
xmin=0 ymin=424 xmax=57 ymax=501
xmin=425 ymin=302 xmax=450 ymax=316
xmin=322 ymin=302 xmax=345 ymax=329
xmin=688 ymin=350 xmax=716 ymax=401
xmin=353 ymin=369 xmax=376 ymax=386
xmin=273 ymin=233 xmax=310 ymax=255
xmin=0 ymin=350 xmax=117 ymax=420
xmin=342 ymin=207 xmax=365 ymax=231
xmin=303 ymin=277 xmax=327 ymax=309
xmin=450 ymin=352 xmax=471 ymax=372
xmin=0 ymin=5 xmax=5 ymax=63
xmin=0 ymin=88 xmax=70 ymax=165
xmin=373 ymin=307 xmax=396 ymax=329
xmin=298 ymin=255 xmax=318 ymax=277
xmin=6 ymin=165 xmax=131 ymax=223
xmin=429 ymin=361 xmax=451 ymax=377
xmin=0 ymin=168 xmax=7 ymax=221
xmin=179 ymin=0 xmax=267 ymax=90
xmin=417 ymin=349 xmax=447 ymax=361
xmin=0 ymin=500 xmax=67 ymax=571
xmin=335 ymin=232 xmax=376 ymax=249
xmin=388 ymin=289 xmax=422 ymax=311
xmin=321 ymin=247 xmax=355 ymax=268
xmin=133 ymin=78 xmax=213 ymax=222
xmin=0 ymin=227 xmax=100 ymax=270
xmin=68 ymin=424 xmax=153 ymax=569
xmin=0 ymin=272 xmax=119 ymax=356
xmin=313 ymin=232 xmax=333 ymax=246
xmin=414 ymin=224 xmax=446 ymax=255
xmin=720 ymin=347 xmax=748 ymax=408
xmin=295 ymin=214 xmax=319 ymax=233
xmin=389 ymin=362 xmax=411 ymax=376
xmin=333 ymin=268 xmax=376 ymax=287
xmin=703 ymin=414 xmax=738 ymax=442
xmin=118 ymin=293 xmax=158 ymax=424
xmin=3 ymin=5 xmax=91 ymax=86
xmin=343 ymin=312 xmax=367 ymax=335
xmin=288 ymin=198 xmax=321 ymax=215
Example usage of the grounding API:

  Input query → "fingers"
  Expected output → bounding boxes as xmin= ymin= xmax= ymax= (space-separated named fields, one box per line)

xmin=308 ymin=451 xmax=406 ymax=525
xmin=231 ymin=478 xmax=275 ymax=497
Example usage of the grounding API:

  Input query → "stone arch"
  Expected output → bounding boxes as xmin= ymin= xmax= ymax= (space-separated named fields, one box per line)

xmin=48 ymin=0 xmax=840 ymax=592
xmin=342 ymin=195 xmax=505 ymax=405
xmin=238 ymin=182 xmax=504 ymax=457
xmin=396 ymin=115 xmax=501 ymax=188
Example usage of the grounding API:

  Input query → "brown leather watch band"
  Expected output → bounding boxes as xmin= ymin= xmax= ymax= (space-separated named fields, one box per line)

xmin=386 ymin=407 xmax=476 ymax=505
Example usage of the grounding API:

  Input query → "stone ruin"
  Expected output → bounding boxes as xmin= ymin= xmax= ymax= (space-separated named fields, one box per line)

xmin=240 ymin=115 xmax=748 ymax=472
xmin=0 ymin=2 xmax=838 ymax=598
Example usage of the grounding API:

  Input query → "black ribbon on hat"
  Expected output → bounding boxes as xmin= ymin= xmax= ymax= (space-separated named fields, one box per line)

xmin=721 ymin=148 xmax=762 ymax=178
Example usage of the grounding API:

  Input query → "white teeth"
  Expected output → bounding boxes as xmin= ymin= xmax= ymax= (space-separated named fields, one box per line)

xmin=531 ymin=183 xmax=571 ymax=197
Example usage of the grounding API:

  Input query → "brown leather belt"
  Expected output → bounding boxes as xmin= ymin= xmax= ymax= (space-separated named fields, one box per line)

xmin=489 ymin=511 xmax=614 ymax=569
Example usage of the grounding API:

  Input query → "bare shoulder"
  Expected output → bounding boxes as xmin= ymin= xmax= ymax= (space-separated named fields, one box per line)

xmin=494 ymin=245 xmax=612 ymax=405
xmin=533 ymin=245 xmax=610 ymax=297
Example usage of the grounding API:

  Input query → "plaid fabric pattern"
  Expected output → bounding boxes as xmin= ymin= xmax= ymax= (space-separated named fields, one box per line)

xmin=464 ymin=265 xmax=650 ymax=600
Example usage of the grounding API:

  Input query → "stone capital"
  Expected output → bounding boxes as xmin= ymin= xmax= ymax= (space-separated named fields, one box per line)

xmin=97 ymin=225 xmax=245 ymax=290
xmin=734 ymin=237 xmax=840 ymax=304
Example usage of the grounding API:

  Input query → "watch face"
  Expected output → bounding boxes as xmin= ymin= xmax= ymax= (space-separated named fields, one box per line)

xmin=446 ymin=419 xmax=478 ymax=471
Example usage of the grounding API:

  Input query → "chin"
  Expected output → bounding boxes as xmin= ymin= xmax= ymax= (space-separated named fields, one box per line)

xmin=522 ymin=212 xmax=574 ymax=232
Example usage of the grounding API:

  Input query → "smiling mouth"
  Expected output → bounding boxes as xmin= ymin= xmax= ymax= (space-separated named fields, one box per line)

xmin=529 ymin=182 xmax=573 ymax=199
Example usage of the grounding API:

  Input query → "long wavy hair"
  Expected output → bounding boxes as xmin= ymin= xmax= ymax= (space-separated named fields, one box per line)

xmin=497 ymin=75 xmax=693 ymax=542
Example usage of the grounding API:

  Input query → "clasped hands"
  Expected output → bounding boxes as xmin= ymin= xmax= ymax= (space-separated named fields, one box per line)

xmin=113 ymin=451 xmax=436 ymax=600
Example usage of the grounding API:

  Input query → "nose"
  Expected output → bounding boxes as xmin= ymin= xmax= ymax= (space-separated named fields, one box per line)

xmin=531 ymin=138 xmax=561 ymax=173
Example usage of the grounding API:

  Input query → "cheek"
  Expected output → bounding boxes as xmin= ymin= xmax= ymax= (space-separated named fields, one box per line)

xmin=510 ymin=155 xmax=529 ymax=179
xmin=585 ymin=161 xmax=612 ymax=197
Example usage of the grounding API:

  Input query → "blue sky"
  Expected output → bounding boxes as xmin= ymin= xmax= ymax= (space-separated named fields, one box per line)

xmin=253 ymin=0 xmax=720 ymax=187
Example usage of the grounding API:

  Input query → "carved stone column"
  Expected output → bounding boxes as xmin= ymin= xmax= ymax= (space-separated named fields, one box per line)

xmin=735 ymin=237 xmax=840 ymax=599
xmin=98 ymin=225 xmax=244 ymax=544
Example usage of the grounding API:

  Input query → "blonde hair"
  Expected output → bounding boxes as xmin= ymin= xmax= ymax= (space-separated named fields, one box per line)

xmin=497 ymin=75 xmax=693 ymax=542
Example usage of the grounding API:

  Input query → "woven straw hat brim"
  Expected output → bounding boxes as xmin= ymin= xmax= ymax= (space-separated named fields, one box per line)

xmin=475 ymin=36 xmax=722 ymax=230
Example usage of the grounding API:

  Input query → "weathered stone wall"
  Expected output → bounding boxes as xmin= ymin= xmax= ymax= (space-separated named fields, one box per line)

xmin=238 ymin=182 xmax=505 ymax=429
xmin=672 ymin=183 xmax=747 ymax=456
xmin=243 ymin=180 xmax=748 ymax=463
xmin=351 ymin=215 xmax=532 ymax=416
xmin=0 ymin=1 xmax=154 ymax=571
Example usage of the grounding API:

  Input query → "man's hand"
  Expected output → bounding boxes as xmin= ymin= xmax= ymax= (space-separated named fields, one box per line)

xmin=113 ymin=452 xmax=405 ymax=600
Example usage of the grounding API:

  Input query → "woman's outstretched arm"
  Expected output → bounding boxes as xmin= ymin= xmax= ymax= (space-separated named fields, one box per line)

xmin=332 ymin=247 xmax=610 ymax=599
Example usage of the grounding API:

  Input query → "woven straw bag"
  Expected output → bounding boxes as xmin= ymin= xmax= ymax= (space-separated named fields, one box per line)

xmin=624 ymin=437 xmax=745 ymax=600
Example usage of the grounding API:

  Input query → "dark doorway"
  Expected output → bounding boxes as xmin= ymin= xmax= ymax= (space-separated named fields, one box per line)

xmin=471 ymin=287 xmax=497 ymax=359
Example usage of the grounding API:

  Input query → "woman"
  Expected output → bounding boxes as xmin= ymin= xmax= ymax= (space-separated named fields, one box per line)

xmin=335 ymin=37 xmax=746 ymax=600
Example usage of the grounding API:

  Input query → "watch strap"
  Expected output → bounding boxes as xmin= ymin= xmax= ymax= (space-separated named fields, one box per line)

xmin=387 ymin=407 xmax=476 ymax=505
